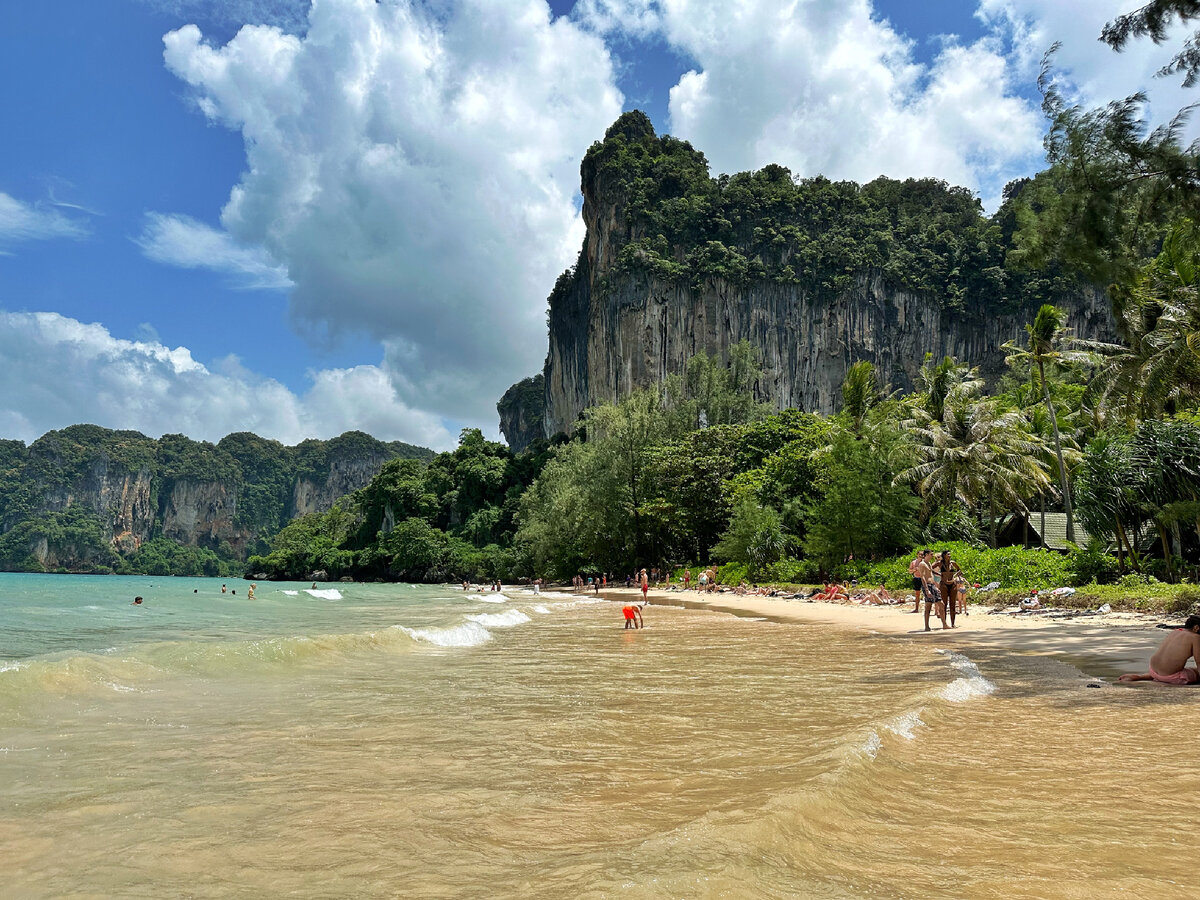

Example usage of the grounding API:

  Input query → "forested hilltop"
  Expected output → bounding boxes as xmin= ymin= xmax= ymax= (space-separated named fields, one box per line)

xmin=0 ymin=425 xmax=432 ymax=575
xmin=501 ymin=109 xmax=1115 ymax=447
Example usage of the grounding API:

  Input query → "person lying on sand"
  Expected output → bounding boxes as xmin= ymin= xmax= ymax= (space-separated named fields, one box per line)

xmin=1119 ymin=615 xmax=1200 ymax=685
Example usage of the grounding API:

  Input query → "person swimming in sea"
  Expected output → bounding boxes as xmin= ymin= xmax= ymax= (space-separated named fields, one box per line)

xmin=1119 ymin=615 xmax=1200 ymax=685
xmin=221 ymin=584 xmax=227 ymax=594
xmin=132 ymin=596 xmax=143 ymax=605
xmin=622 ymin=604 xmax=643 ymax=629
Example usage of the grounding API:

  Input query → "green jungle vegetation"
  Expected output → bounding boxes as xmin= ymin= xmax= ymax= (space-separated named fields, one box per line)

xmin=249 ymin=5 xmax=1200 ymax=612
xmin=576 ymin=110 xmax=1078 ymax=313
xmin=0 ymin=427 xmax=432 ymax=575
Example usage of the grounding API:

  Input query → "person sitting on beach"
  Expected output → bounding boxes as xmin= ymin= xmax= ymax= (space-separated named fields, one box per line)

xmin=816 ymin=582 xmax=849 ymax=602
xmin=622 ymin=604 xmax=643 ymax=630
xmin=1119 ymin=615 xmax=1200 ymax=685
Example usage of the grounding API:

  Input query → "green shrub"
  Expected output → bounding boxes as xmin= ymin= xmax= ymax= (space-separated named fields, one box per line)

xmin=851 ymin=542 xmax=1075 ymax=591
xmin=1067 ymin=541 xmax=1120 ymax=585
xmin=1117 ymin=572 xmax=1157 ymax=587
xmin=765 ymin=557 xmax=820 ymax=584
xmin=717 ymin=562 xmax=750 ymax=585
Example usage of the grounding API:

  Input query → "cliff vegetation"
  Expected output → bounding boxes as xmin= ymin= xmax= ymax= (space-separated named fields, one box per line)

xmin=0 ymin=425 xmax=433 ymax=575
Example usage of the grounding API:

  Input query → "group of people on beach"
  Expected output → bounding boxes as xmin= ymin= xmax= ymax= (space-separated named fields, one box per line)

xmin=908 ymin=549 xmax=969 ymax=631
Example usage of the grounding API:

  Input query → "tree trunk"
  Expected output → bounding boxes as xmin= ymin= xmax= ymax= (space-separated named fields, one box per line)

xmin=1038 ymin=359 xmax=1076 ymax=544
xmin=1158 ymin=523 xmax=1176 ymax=583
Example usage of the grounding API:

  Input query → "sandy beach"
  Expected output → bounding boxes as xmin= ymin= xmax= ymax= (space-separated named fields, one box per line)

xmin=601 ymin=586 xmax=1182 ymax=682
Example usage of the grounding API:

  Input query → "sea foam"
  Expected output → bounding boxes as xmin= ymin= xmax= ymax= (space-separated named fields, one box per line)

xmin=305 ymin=589 xmax=343 ymax=600
xmin=937 ymin=650 xmax=995 ymax=702
xmin=399 ymin=622 xmax=493 ymax=648
xmin=469 ymin=593 xmax=506 ymax=603
xmin=466 ymin=610 xmax=531 ymax=629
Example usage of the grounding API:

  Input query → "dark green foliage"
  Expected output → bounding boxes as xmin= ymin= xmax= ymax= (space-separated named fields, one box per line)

xmin=574 ymin=113 xmax=1079 ymax=312
xmin=711 ymin=500 xmax=788 ymax=577
xmin=803 ymin=426 xmax=920 ymax=569
xmin=0 ymin=426 xmax=434 ymax=576
xmin=120 ymin=537 xmax=233 ymax=577
xmin=247 ymin=427 xmax=554 ymax=582
xmin=0 ymin=507 xmax=120 ymax=573
xmin=1102 ymin=1 xmax=1200 ymax=87
xmin=1012 ymin=58 xmax=1200 ymax=290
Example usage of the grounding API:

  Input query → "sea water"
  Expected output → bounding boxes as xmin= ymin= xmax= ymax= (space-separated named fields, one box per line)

xmin=1 ymin=574 xmax=1198 ymax=898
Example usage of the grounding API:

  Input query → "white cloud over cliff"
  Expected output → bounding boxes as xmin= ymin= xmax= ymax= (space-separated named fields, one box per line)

xmin=156 ymin=0 xmax=623 ymax=424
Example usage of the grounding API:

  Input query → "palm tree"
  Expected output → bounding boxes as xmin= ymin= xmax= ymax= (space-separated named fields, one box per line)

xmin=1002 ymin=304 xmax=1101 ymax=544
xmin=1076 ymin=433 xmax=1143 ymax=572
xmin=1097 ymin=219 xmax=1200 ymax=420
xmin=902 ymin=393 xmax=1053 ymax=547
xmin=841 ymin=361 xmax=880 ymax=435
xmin=917 ymin=354 xmax=983 ymax=423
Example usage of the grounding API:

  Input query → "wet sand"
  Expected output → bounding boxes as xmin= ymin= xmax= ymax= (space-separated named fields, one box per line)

xmin=602 ymin=586 xmax=1181 ymax=681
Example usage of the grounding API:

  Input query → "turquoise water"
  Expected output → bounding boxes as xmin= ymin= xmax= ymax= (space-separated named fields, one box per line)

xmin=0 ymin=574 xmax=459 ymax=660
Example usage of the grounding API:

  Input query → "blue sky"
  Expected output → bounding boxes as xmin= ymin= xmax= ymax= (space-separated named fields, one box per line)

xmin=0 ymin=0 xmax=1191 ymax=450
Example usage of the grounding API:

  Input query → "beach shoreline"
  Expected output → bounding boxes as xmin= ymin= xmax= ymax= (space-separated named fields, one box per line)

xmin=597 ymin=586 xmax=1182 ymax=681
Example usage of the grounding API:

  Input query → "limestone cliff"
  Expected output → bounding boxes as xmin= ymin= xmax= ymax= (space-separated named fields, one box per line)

xmin=159 ymin=479 xmax=240 ymax=552
xmin=496 ymin=375 xmax=545 ymax=453
xmin=0 ymin=426 xmax=434 ymax=572
xmin=500 ymin=112 xmax=1117 ymax=443
xmin=289 ymin=447 xmax=396 ymax=518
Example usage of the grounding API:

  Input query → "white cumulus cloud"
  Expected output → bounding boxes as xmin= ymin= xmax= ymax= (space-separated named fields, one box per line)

xmin=977 ymin=0 xmax=1200 ymax=135
xmin=156 ymin=0 xmax=623 ymax=424
xmin=648 ymin=0 xmax=1044 ymax=209
xmin=0 ymin=310 xmax=456 ymax=449
xmin=575 ymin=0 xmax=1197 ymax=210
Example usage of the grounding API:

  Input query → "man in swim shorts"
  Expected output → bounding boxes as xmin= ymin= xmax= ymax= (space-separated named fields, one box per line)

xmin=1119 ymin=615 xmax=1200 ymax=685
xmin=908 ymin=551 xmax=926 ymax=613
xmin=916 ymin=550 xmax=945 ymax=632
xmin=622 ymin=604 xmax=643 ymax=629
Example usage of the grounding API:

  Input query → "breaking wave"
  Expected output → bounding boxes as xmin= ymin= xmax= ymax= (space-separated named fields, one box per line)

xmin=398 ymin=622 xmax=493 ymax=648
xmin=466 ymin=610 xmax=531 ymax=628
xmin=937 ymin=649 xmax=996 ymax=702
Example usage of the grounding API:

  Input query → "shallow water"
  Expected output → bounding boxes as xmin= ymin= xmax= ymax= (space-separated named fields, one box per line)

xmin=1 ymin=575 xmax=1196 ymax=897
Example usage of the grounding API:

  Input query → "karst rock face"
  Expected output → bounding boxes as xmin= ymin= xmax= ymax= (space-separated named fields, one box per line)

xmin=1 ymin=427 xmax=433 ymax=570
xmin=500 ymin=112 xmax=1116 ymax=444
